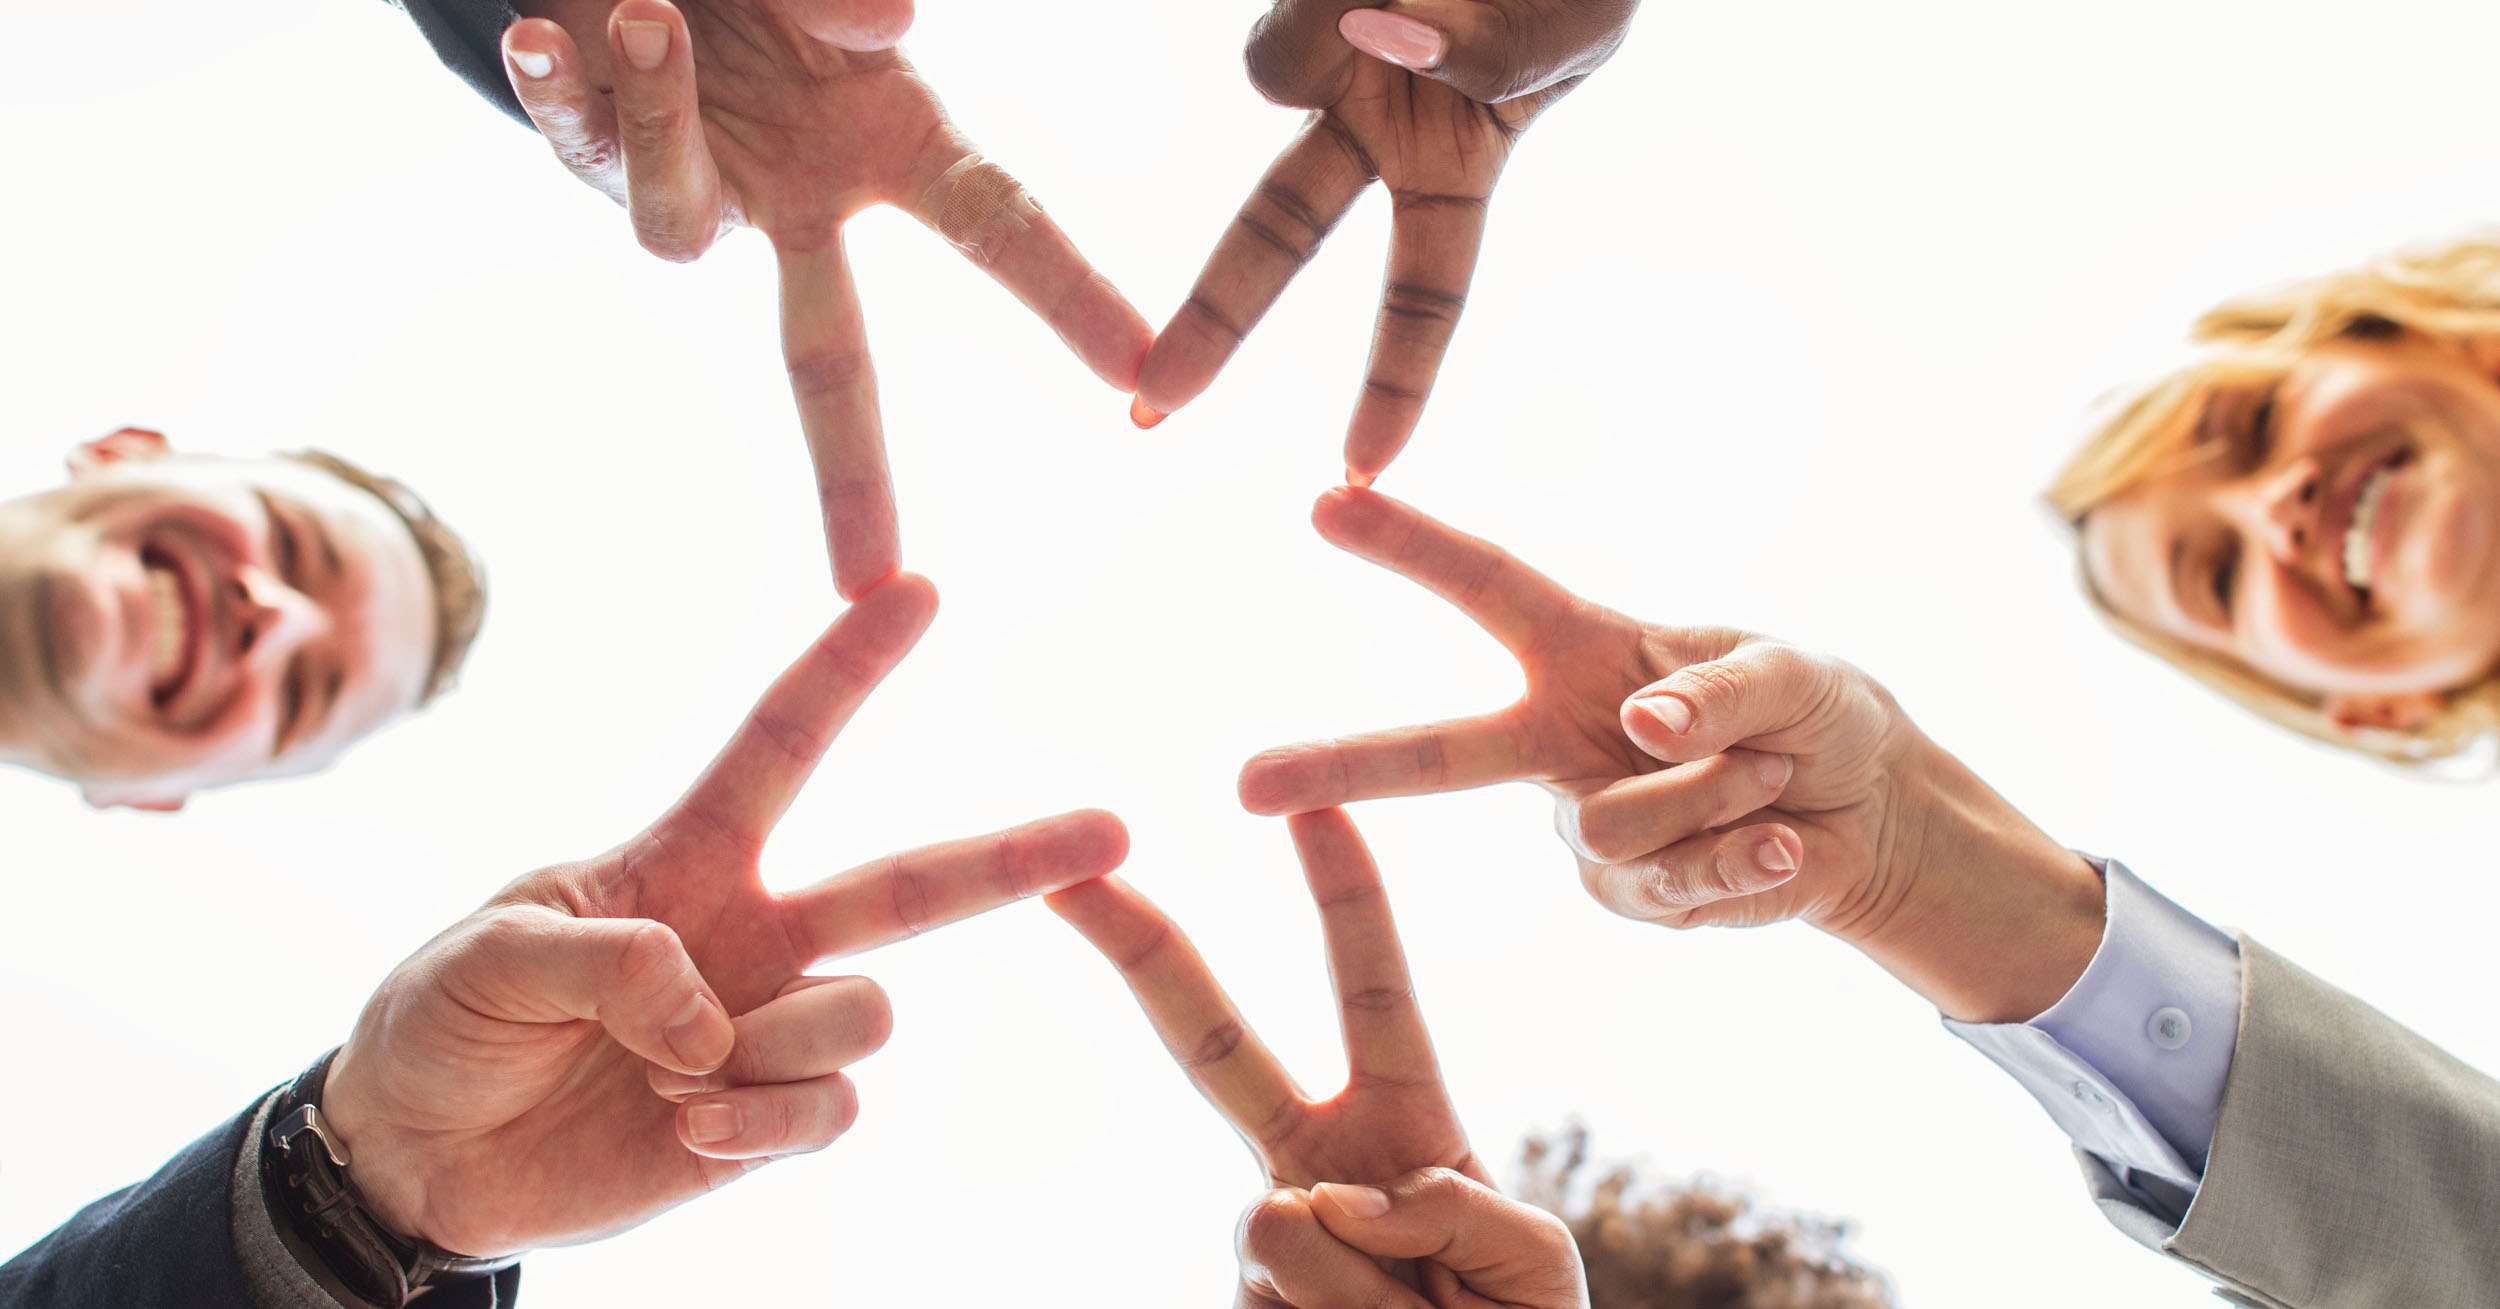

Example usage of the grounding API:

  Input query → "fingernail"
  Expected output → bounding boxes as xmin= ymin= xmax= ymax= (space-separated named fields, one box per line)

xmin=1129 ymin=395 xmax=1167 ymax=429
xmin=1338 ymin=9 xmax=1446 ymax=70
xmin=663 ymin=993 xmax=731 ymax=1072
xmin=1315 ymin=1182 xmax=1392 ymax=1218
xmin=1756 ymin=837 xmax=1796 ymax=875
xmin=686 ymin=1101 xmax=741 ymax=1146
xmin=508 ymin=46 xmax=555 ymax=79
xmin=1755 ymin=753 xmax=1792 ymax=789
xmin=1343 ymin=467 xmax=1377 ymax=489
xmin=618 ymin=19 xmax=670 ymax=70
xmin=648 ymin=1067 xmax=722 ymax=1100
xmin=1636 ymin=694 xmax=1694 ymax=735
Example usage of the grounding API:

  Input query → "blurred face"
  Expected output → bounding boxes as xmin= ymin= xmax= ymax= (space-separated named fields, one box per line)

xmin=0 ymin=430 xmax=436 ymax=808
xmin=2082 ymin=339 xmax=2500 ymax=727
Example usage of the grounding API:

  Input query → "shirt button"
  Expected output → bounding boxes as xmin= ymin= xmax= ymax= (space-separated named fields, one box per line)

xmin=2148 ymin=1006 xmax=2192 ymax=1051
xmin=2071 ymin=1081 xmax=2114 ymax=1115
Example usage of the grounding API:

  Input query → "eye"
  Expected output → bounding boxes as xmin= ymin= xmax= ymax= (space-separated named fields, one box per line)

xmin=276 ymin=656 xmax=307 ymax=747
xmin=2211 ymin=540 xmax=2241 ymax=620
xmin=270 ymin=512 xmax=301 ymax=579
xmin=2242 ymin=390 xmax=2278 ymax=467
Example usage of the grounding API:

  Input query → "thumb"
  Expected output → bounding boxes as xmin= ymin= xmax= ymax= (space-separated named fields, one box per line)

xmin=1618 ymin=641 xmax=1831 ymax=767
xmin=1336 ymin=1 xmax=1622 ymax=104
xmin=465 ymin=907 xmax=738 ymax=1077
xmin=1308 ymin=1169 xmax=1586 ymax=1305
xmin=784 ymin=0 xmax=914 ymax=50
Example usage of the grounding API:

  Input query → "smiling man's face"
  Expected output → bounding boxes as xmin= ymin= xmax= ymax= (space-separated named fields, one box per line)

xmin=0 ymin=429 xmax=440 ymax=808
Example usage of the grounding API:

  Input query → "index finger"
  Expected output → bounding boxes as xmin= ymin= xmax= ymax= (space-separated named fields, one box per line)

xmin=901 ymin=143 xmax=1155 ymax=393
xmin=1133 ymin=118 xmax=1373 ymax=419
xmin=1343 ymin=187 xmax=1491 ymax=482
xmin=777 ymin=238 xmax=899 ymax=601
xmin=1290 ymin=809 xmax=1439 ymax=1087
xmin=1309 ymin=487 xmax=1576 ymax=654
xmin=780 ymin=808 xmax=1131 ymax=961
xmin=1048 ymin=876 xmax=1306 ymax=1149
xmin=664 ymin=572 xmax=938 ymax=853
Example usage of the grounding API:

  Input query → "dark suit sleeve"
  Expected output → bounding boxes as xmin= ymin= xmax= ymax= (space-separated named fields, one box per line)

xmin=385 ymin=0 xmax=530 ymax=125
xmin=0 ymin=1093 xmax=523 ymax=1309
xmin=0 ymin=1104 xmax=264 ymax=1307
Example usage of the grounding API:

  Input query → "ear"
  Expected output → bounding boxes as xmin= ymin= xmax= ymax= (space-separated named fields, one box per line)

xmin=79 ymin=785 xmax=187 ymax=814
xmin=2321 ymin=690 xmax=2445 ymax=735
xmin=66 ymin=427 xmax=171 ymax=478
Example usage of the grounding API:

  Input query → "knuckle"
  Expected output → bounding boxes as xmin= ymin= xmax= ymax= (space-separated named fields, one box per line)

xmin=1242 ymin=33 xmax=1317 ymax=108
xmin=842 ymin=978 xmax=896 ymax=1053
xmin=785 ymin=346 xmax=874 ymax=401
xmin=1180 ymin=1018 xmax=1249 ymax=1071
xmin=633 ymin=223 xmax=705 ymax=264
xmin=885 ymin=862 xmax=935 ymax=939
xmin=1408 ymin=1165 xmax=1471 ymax=1201
xmin=614 ymin=919 xmax=687 ymax=992
xmin=617 ymin=100 xmax=686 ymax=145
xmin=1569 ymin=801 xmax=1645 ymax=866
xmin=1237 ymin=1191 xmax=1308 ymax=1259
xmin=1705 ymin=842 xmax=1754 ymax=900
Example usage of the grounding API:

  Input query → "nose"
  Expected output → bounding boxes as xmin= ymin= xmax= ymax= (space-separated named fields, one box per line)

xmin=2243 ymin=458 xmax=2325 ymax=565
xmin=231 ymin=565 xmax=323 ymax=662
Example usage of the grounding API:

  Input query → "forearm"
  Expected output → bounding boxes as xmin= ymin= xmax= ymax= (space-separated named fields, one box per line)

xmin=0 ymin=1103 xmax=262 ymax=1307
xmin=1837 ymin=733 xmax=2104 ymax=1024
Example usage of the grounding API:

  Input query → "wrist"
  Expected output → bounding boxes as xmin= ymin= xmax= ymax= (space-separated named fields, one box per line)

xmin=1839 ymin=733 xmax=2104 ymax=1023
xmin=320 ymin=1041 xmax=433 ymax=1249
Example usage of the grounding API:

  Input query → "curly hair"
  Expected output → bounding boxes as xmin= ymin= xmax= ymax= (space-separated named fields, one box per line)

xmin=2048 ymin=232 xmax=2500 ymax=764
xmin=1514 ymin=1125 xmax=1893 ymax=1309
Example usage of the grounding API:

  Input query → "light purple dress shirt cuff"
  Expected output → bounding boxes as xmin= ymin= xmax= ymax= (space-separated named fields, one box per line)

xmin=1943 ymin=858 xmax=2242 ymax=1199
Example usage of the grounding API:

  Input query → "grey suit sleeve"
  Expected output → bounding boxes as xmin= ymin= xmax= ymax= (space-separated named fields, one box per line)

xmin=2090 ymin=937 xmax=2500 ymax=1308
xmin=383 ymin=0 xmax=529 ymax=125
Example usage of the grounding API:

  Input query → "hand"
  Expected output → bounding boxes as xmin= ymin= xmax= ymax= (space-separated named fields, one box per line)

xmin=1238 ymin=489 xmax=2103 ymax=1021
xmin=1049 ymin=808 xmax=1493 ymax=1307
xmin=502 ymin=0 xmax=1154 ymax=598
xmin=1132 ymin=0 xmax=1639 ymax=484
xmin=320 ymin=573 xmax=1130 ymax=1256
xmin=1240 ymin=1168 xmax=1589 ymax=1309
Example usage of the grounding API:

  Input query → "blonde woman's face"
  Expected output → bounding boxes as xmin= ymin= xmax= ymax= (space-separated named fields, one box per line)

xmin=2083 ymin=339 xmax=2500 ymax=717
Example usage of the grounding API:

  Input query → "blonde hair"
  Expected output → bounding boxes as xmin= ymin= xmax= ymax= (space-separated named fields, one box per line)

xmin=2049 ymin=232 xmax=2500 ymax=764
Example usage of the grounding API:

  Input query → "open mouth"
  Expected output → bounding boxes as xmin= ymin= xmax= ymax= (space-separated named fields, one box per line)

xmin=2338 ymin=446 xmax=2411 ymax=612
xmin=142 ymin=544 xmax=201 ymax=708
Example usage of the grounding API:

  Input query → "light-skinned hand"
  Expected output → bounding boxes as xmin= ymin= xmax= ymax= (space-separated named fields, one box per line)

xmin=501 ymin=0 xmax=1153 ymax=598
xmin=1133 ymin=0 xmax=1639 ymax=484
xmin=320 ymin=573 xmax=1130 ymax=1255
xmin=1243 ymin=1167 xmax=1589 ymax=1309
xmin=1239 ymin=489 xmax=2104 ymax=1023
xmin=1051 ymin=808 xmax=1512 ymax=1307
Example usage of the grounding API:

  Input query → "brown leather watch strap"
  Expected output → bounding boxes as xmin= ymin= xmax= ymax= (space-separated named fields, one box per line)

xmin=259 ymin=1049 xmax=520 ymax=1308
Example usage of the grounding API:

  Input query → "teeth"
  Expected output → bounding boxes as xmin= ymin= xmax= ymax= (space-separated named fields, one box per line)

xmin=146 ymin=563 xmax=185 ymax=689
xmin=2344 ymin=462 xmax=2395 ymax=594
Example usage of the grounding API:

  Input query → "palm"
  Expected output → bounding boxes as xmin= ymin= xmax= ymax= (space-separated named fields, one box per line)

xmin=1243 ymin=489 xmax=1915 ymax=934
xmin=328 ymin=580 xmax=1126 ymax=1255
xmin=1051 ymin=809 xmax=1489 ymax=1306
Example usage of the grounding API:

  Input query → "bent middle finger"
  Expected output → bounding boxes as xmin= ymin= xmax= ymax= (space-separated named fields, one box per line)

xmin=1552 ymin=750 xmax=1792 ymax=866
xmin=648 ymin=975 xmax=891 ymax=1100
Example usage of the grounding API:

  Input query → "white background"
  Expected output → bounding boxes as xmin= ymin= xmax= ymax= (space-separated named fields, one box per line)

xmin=4 ymin=1 xmax=2497 ymax=1304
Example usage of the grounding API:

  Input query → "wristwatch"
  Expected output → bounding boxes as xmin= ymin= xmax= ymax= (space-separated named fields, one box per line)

xmin=259 ymin=1049 xmax=521 ymax=1308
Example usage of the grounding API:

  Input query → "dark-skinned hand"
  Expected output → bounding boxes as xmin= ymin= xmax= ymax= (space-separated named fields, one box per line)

xmin=1133 ymin=0 xmax=1640 ymax=485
